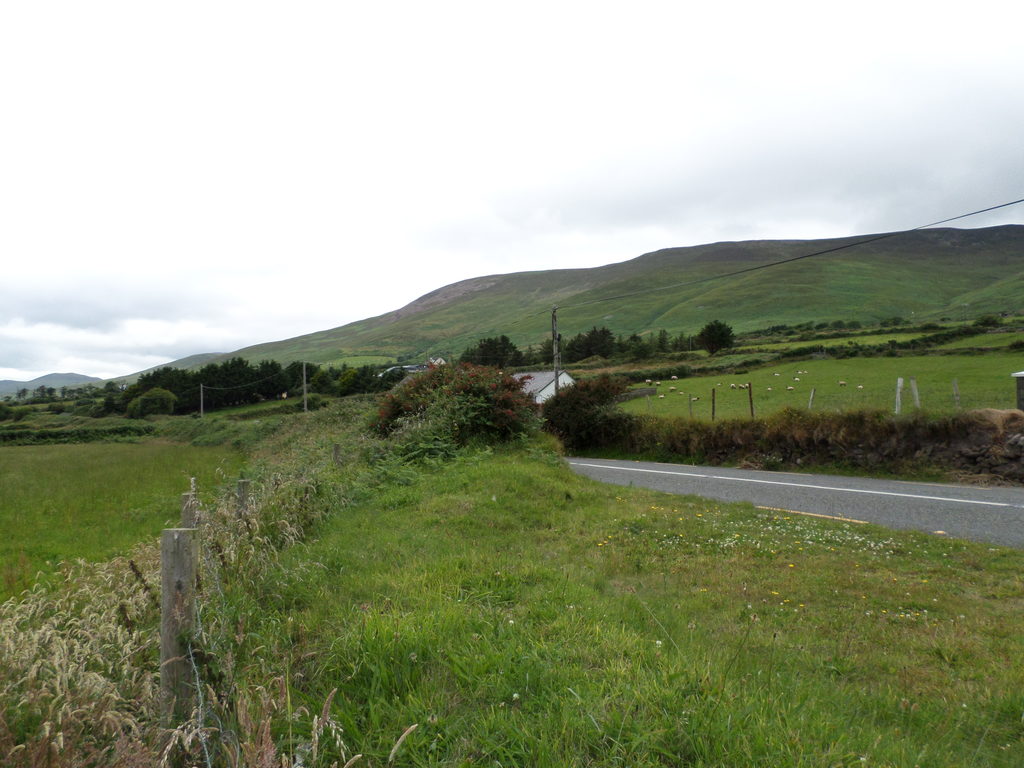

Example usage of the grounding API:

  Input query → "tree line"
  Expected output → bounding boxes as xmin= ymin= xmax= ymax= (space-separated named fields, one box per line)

xmin=459 ymin=321 xmax=736 ymax=367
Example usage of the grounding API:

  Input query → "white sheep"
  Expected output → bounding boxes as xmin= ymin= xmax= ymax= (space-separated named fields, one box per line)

xmin=691 ymin=396 xmax=700 ymax=401
xmin=838 ymin=380 xmax=847 ymax=387
xmin=730 ymin=383 xmax=737 ymax=389
xmin=766 ymin=386 xmax=773 ymax=391
xmin=786 ymin=386 xmax=795 ymax=390
xmin=645 ymin=379 xmax=652 ymax=384
xmin=669 ymin=386 xmax=676 ymax=391
xmin=856 ymin=385 xmax=864 ymax=390
xmin=670 ymin=375 xmax=678 ymax=380
xmin=658 ymin=394 xmax=665 ymax=399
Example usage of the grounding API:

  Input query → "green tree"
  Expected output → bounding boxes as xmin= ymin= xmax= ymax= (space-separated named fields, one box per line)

xmin=459 ymin=336 xmax=524 ymax=367
xmin=696 ymin=319 xmax=735 ymax=355
xmin=126 ymin=387 xmax=177 ymax=418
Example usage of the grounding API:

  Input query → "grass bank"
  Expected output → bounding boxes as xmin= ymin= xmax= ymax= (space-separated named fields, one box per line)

xmin=247 ymin=431 xmax=1024 ymax=765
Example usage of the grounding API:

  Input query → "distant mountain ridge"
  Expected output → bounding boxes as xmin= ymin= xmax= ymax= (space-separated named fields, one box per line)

xmin=185 ymin=224 xmax=1023 ymax=370
xmin=0 ymin=372 xmax=102 ymax=396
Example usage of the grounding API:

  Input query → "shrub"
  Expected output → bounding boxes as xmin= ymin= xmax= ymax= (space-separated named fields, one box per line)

xmin=541 ymin=375 xmax=634 ymax=452
xmin=125 ymin=387 xmax=177 ymax=419
xmin=0 ymin=403 xmax=11 ymax=422
xmin=370 ymin=363 xmax=539 ymax=445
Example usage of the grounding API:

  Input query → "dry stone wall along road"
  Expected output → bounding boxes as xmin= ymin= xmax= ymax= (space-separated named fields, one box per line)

xmin=567 ymin=458 xmax=1024 ymax=548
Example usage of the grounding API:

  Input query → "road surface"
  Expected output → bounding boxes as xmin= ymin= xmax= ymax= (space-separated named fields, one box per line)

xmin=567 ymin=457 xmax=1024 ymax=548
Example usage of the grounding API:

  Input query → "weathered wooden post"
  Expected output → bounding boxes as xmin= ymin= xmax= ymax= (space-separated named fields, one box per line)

xmin=333 ymin=444 xmax=342 ymax=466
xmin=1013 ymin=371 xmax=1024 ymax=410
xmin=236 ymin=479 xmax=251 ymax=514
xmin=748 ymin=383 xmax=755 ymax=419
xmin=807 ymin=388 xmax=816 ymax=411
xmin=161 ymin=528 xmax=196 ymax=726
xmin=180 ymin=492 xmax=198 ymax=528
xmin=688 ymin=395 xmax=693 ymax=419
xmin=895 ymin=377 xmax=904 ymax=415
xmin=910 ymin=377 xmax=921 ymax=409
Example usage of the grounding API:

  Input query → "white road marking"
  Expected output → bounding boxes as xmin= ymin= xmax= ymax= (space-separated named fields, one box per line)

xmin=568 ymin=461 xmax=1022 ymax=509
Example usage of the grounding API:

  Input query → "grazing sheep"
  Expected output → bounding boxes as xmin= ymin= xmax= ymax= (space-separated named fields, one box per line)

xmin=658 ymin=394 xmax=665 ymax=399
xmin=645 ymin=379 xmax=652 ymax=384
xmin=793 ymin=377 xmax=800 ymax=381
xmin=669 ymin=386 xmax=676 ymax=391
xmin=786 ymin=386 xmax=795 ymax=390
xmin=838 ymin=380 xmax=847 ymax=386
xmin=739 ymin=384 xmax=748 ymax=390
xmin=857 ymin=385 xmax=864 ymax=390
xmin=730 ymin=383 xmax=737 ymax=389
xmin=670 ymin=375 xmax=678 ymax=380
xmin=773 ymin=373 xmax=781 ymax=376
xmin=691 ymin=396 xmax=700 ymax=401
xmin=767 ymin=387 xmax=773 ymax=391
xmin=655 ymin=381 xmax=661 ymax=386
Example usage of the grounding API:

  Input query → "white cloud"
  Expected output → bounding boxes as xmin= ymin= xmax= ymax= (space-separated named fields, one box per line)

xmin=1 ymin=1 xmax=1022 ymax=380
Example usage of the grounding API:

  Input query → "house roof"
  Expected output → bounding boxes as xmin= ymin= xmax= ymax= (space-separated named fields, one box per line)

xmin=513 ymin=371 xmax=572 ymax=394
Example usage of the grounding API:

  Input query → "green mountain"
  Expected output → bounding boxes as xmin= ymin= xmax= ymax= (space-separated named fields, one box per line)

xmin=186 ymin=225 xmax=1024 ymax=368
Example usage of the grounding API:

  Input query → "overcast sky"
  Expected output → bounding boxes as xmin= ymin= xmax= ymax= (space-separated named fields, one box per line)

xmin=2 ymin=1 xmax=1022 ymax=381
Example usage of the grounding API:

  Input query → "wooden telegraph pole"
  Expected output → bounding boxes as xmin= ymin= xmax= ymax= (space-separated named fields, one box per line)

xmin=199 ymin=383 xmax=204 ymax=418
xmin=302 ymin=362 xmax=308 ymax=413
xmin=551 ymin=306 xmax=561 ymax=396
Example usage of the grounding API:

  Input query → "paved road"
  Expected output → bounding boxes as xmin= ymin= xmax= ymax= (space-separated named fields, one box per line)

xmin=567 ymin=458 xmax=1024 ymax=548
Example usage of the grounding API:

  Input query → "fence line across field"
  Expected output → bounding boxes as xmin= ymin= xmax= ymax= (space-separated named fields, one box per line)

xmin=639 ymin=376 xmax=1015 ymax=420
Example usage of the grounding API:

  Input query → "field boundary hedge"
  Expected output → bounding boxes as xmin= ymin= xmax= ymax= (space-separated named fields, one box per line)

xmin=0 ymin=423 xmax=155 ymax=445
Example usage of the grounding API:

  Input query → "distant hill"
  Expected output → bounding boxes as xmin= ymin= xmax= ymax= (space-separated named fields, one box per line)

xmin=153 ymin=224 xmax=1024 ymax=372
xmin=114 ymin=353 xmax=226 ymax=385
xmin=0 ymin=372 xmax=102 ymax=397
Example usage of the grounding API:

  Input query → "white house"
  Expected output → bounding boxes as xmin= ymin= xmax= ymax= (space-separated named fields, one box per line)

xmin=513 ymin=371 xmax=575 ymax=404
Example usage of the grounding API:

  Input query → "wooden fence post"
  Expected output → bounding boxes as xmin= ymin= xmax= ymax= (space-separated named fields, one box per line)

xmin=807 ymin=388 xmax=816 ymax=411
xmin=688 ymin=395 xmax=693 ymax=419
xmin=236 ymin=479 xmax=251 ymax=514
xmin=711 ymin=388 xmax=716 ymax=421
xmin=910 ymin=377 xmax=921 ymax=409
xmin=161 ymin=528 xmax=196 ymax=726
xmin=952 ymin=378 xmax=961 ymax=409
xmin=333 ymin=444 xmax=342 ymax=466
xmin=748 ymin=382 xmax=755 ymax=418
xmin=180 ymin=492 xmax=197 ymax=528
xmin=895 ymin=377 xmax=904 ymax=415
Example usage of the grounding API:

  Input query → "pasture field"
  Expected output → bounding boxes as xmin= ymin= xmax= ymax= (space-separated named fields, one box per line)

xmin=736 ymin=331 xmax=925 ymax=353
xmin=938 ymin=330 xmax=1024 ymax=350
xmin=0 ymin=440 xmax=243 ymax=598
xmin=621 ymin=352 xmax=1024 ymax=421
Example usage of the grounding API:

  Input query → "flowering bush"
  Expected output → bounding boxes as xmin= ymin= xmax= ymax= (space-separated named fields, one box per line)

xmin=370 ymin=364 xmax=539 ymax=446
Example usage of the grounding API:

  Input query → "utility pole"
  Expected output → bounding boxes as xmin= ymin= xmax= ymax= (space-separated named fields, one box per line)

xmin=551 ymin=306 xmax=561 ymax=395
xmin=302 ymin=362 xmax=308 ymax=413
xmin=199 ymin=383 xmax=204 ymax=418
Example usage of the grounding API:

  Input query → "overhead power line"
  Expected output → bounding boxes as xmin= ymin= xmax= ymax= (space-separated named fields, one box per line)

xmin=556 ymin=196 xmax=1024 ymax=312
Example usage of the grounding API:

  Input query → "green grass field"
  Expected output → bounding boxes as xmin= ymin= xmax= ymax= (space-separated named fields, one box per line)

xmin=0 ymin=441 xmax=243 ymax=598
xmin=622 ymin=353 xmax=1023 ymax=420
xmin=938 ymin=330 xmax=1024 ymax=350
xmin=736 ymin=331 xmax=926 ymax=353
xmin=254 ymin=431 xmax=1024 ymax=765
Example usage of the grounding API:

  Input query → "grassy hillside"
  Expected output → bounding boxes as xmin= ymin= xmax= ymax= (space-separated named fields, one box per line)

xmin=188 ymin=225 xmax=1024 ymax=368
